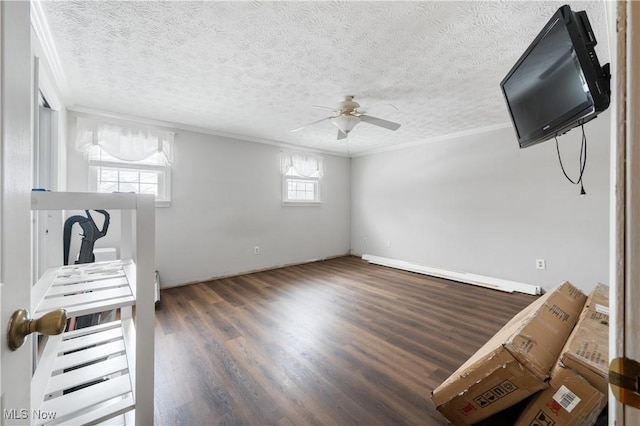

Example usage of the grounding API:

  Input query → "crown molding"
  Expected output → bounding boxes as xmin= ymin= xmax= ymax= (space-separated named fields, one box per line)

xmin=69 ymin=105 xmax=351 ymax=158
xmin=30 ymin=0 xmax=70 ymax=104
xmin=352 ymin=122 xmax=514 ymax=157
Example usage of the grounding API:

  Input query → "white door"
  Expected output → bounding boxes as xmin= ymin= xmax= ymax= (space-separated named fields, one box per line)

xmin=1 ymin=1 xmax=36 ymax=423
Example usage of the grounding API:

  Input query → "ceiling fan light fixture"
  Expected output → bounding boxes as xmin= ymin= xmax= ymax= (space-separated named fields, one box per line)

xmin=331 ymin=115 xmax=360 ymax=134
xmin=293 ymin=96 xmax=400 ymax=140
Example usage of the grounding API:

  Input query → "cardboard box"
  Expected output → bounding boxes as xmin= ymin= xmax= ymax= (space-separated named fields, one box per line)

xmin=431 ymin=282 xmax=586 ymax=425
xmin=556 ymin=283 xmax=609 ymax=394
xmin=514 ymin=365 xmax=607 ymax=426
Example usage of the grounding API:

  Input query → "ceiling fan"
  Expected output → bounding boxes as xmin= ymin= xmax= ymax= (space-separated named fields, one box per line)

xmin=292 ymin=96 xmax=401 ymax=140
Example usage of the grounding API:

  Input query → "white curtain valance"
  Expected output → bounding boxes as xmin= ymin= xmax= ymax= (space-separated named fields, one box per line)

xmin=280 ymin=153 xmax=323 ymax=178
xmin=75 ymin=117 xmax=174 ymax=164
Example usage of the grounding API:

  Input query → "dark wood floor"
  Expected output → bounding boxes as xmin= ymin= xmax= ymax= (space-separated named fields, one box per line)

xmin=154 ymin=256 xmax=537 ymax=425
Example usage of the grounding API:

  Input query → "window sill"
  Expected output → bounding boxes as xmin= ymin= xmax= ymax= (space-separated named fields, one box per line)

xmin=156 ymin=200 xmax=171 ymax=208
xmin=282 ymin=201 xmax=322 ymax=207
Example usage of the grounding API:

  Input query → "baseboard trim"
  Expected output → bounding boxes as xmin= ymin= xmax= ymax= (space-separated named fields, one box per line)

xmin=361 ymin=254 xmax=542 ymax=295
xmin=160 ymin=253 xmax=351 ymax=290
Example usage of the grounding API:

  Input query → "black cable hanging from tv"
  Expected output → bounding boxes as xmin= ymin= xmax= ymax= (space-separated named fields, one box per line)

xmin=555 ymin=124 xmax=587 ymax=196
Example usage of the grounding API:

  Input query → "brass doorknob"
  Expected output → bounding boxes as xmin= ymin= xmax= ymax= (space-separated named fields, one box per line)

xmin=7 ymin=308 xmax=67 ymax=351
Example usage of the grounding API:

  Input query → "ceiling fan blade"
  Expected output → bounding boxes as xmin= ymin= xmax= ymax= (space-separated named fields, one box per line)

xmin=291 ymin=117 xmax=330 ymax=132
xmin=359 ymin=114 xmax=401 ymax=131
xmin=311 ymin=104 xmax=339 ymax=111
xmin=337 ymin=129 xmax=347 ymax=140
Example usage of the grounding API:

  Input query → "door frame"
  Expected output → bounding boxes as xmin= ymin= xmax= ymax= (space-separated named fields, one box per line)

xmin=610 ymin=0 xmax=640 ymax=424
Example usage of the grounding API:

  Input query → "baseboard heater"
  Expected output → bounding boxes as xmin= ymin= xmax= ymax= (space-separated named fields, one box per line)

xmin=361 ymin=254 xmax=542 ymax=295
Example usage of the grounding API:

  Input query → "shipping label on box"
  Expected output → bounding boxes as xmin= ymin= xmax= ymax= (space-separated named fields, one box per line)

xmin=431 ymin=282 xmax=586 ymax=425
xmin=514 ymin=365 xmax=606 ymax=426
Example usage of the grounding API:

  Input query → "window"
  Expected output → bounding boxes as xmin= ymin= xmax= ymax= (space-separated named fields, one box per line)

xmin=76 ymin=118 xmax=173 ymax=207
xmin=281 ymin=153 xmax=323 ymax=205
xmin=88 ymin=147 xmax=171 ymax=205
xmin=97 ymin=167 xmax=159 ymax=195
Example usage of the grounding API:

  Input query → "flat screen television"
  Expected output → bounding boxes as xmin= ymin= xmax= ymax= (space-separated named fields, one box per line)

xmin=500 ymin=5 xmax=610 ymax=149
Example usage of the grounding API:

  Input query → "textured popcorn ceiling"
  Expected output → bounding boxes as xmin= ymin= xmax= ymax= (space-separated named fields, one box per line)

xmin=40 ymin=1 xmax=610 ymax=156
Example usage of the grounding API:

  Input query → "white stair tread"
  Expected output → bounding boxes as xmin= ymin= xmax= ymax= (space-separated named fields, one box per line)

xmin=53 ymin=297 xmax=135 ymax=318
xmin=51 ymin=397 xmax=134 ymax=426
xmin=40 ymin=375 xmax=132 ymax=423
xmin=60 ymin=327 xmax=124 ymax=353
xmin=62 ymin=320 xmax=121 ymax=339
xmin=54 ymin=340 xmax=126 ymax=372
xmin=46 ymin=355 xmax=129 ymax=395
xmin=37 ymin=287 xmax=133 ymax=314
xmin=46 ymin=277 xmax=129 ymax=297
xmin=54 ymin=261 xmax=128 ymax=285
xmin=52 ymin=270 xmax=125 ymax=285
xmin=57 ymin=260 xmax=129 ymax=275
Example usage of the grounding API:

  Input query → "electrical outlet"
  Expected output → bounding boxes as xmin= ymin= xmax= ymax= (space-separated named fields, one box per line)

xmin=535 ymin=259 xmax=546 ymax=270
xmin=386 ymin=240 xmax=391 ymax=248
xmin=254 ymin=246 xmax=260 ymax=255
xmin=363 ymin=237 xmax=367 ymax=245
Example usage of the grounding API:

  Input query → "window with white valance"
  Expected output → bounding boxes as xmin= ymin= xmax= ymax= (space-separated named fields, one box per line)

xmin=280 ymin=152 xmax=323 ymax=204
xmin=75 ymin=117 xmax=174 ymax=206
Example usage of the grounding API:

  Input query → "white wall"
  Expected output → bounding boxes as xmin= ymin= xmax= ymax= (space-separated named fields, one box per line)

xmin=351 ymin=113 xmax=611 ymax=293
xmin=66 ymin=111 xmax=351 ymax=287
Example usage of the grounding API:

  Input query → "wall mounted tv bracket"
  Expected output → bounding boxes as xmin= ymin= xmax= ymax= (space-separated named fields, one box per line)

xmin=600 ymin=63 xmax=611 ymax=98
xmin=63 ymin=209 xmax=111 ymax=265
xmin=576 ymin=10 xmax=611 ymax=99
